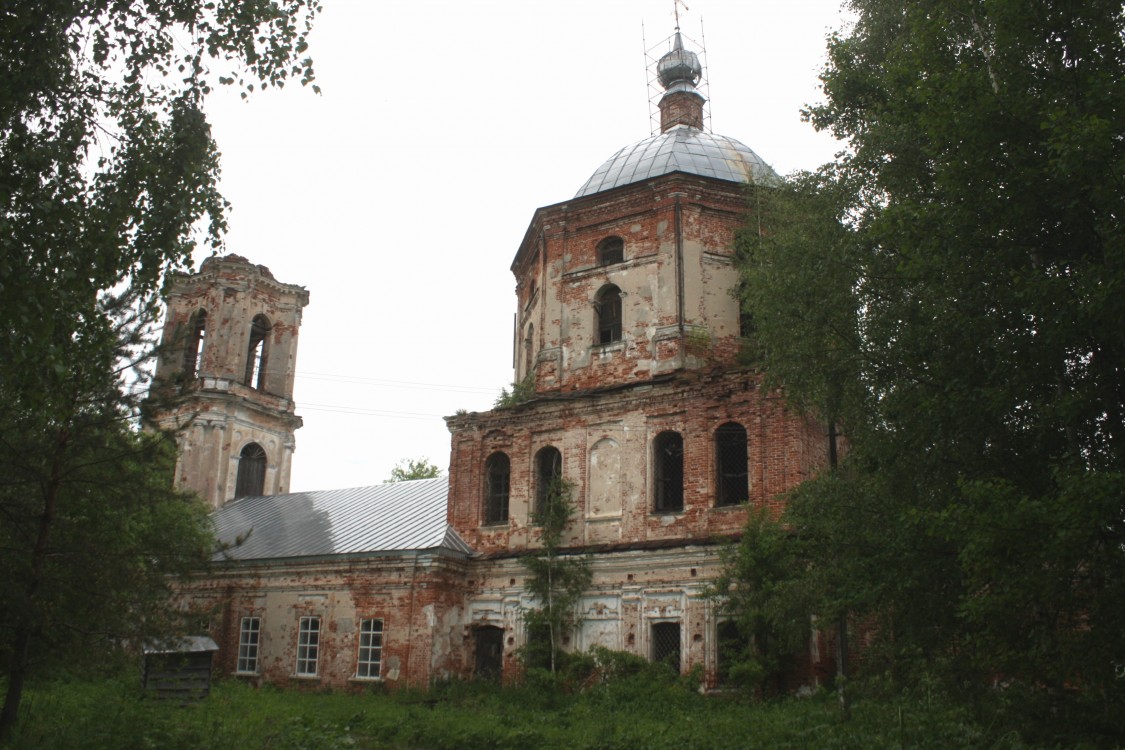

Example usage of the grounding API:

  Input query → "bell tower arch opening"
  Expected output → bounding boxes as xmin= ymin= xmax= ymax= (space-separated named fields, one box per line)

xmin=183 ymin=309 xmax=207 ymax=378
xmin=245 ymin=314 xmax=271 ymax=391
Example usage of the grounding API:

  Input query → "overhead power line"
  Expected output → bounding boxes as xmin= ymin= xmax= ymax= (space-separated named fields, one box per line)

xmin=295 ymin=370 xmax=498 ymax=395
xmin=300 ymin=402 xmax=456 ymax=421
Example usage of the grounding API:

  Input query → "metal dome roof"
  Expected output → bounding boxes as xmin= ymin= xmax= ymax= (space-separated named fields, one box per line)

xmin=575 ymin=125 xmax=777 ymax=198
xmin=657 ymin=31 xmax=702 ymax=89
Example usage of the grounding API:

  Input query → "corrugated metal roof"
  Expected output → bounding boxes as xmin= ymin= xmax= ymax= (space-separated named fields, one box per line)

xmin=211 ymin=478 xmax=474 ymax=562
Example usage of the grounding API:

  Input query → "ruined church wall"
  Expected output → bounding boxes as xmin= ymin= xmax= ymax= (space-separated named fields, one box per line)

xmin=462 ymin=545 xmax=838 ymax=689
xmin=446 ymin=369 xmax=828 ymax=556
xmin=512 ymin=174 xmax=750 ymax=393
xmin=157 ymin=255 xmax=307 ymax=397
xmin=163 ymin=391 xmax=299 ymax=505
xmin=178 ymin=553 xmax=470 ymax=688
xmin=153 ymin=255 xmax=308 ymax=507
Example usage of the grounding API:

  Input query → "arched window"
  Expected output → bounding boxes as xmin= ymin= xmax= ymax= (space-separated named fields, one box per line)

xmin=244 ymin=314 xmax=271 ymax=390
xmin=534 ymin=446 xmax=562 ymax=518
xmin=653 ymin=431 xmax=684 ymax=512
xmin=483 ymin=452 xmax=510 ymax=524
xmin=715 ymin=422 xmax=749 ymax=506
xmin=595 ymin=285 xmax=622 ymax=345
xmin=182 ymin=309 xmax=207 ymax=378
xmin=235 ymin=442 xmax=267 ymax=498
xmin=597 ymin=236 xmax=624 ymax=266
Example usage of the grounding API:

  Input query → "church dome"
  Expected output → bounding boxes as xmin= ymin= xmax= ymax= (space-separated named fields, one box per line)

xmin=657 ymin=35 xmax=702 ymax=89
xmin=574 ymin=125 xmax=777 ymax=198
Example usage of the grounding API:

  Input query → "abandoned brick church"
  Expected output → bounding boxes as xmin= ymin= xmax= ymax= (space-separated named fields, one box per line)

xmin=157 ymin=28 xmax=835 ymax=689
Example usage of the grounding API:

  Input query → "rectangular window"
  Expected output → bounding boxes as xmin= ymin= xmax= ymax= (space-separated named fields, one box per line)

xmin=236 ymin=616 xmax=261 ymax=674
xmin=484 ymin=453 xmax=510 ymax=524
xmin=653 ymin=431 xmax=684 ymax=512
xmin=596 ymin=286 xmax=622 ymax=344
xmin=356 ymin=618 xmax=384 ymax=679
xmin=651 ymin=621 xmax=682 ymax=673
xmin=715 ymin=423 xmax=749 ymax=506
xmin=295 ymin=616 xmax=321 ymax=677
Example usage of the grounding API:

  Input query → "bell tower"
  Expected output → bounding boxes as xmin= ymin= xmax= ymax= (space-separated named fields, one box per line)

xmin=152 ymin=255 xmax=309 ymax=508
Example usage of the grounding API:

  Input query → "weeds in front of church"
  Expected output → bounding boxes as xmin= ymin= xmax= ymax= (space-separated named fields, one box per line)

xmin=2 ymin=669 xmax=1055 ymax=750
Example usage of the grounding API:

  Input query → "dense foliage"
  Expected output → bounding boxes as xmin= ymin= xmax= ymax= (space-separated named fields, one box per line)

xmin=0 ymin=1 xmax=321 ymax=740
xmin=726 ymin=0 xmax=1125 ymax=745
xmin=493 ymin=374 xmax=536 ymax=409
xmin=384 ymin=457 xmax=443 ymax=482
xmin=2 ymin=672 xmax=1071 ymax=750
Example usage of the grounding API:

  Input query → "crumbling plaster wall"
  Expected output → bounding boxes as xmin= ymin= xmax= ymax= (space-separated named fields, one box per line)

xmin=459 ymin=544 xmax=836 ymax=688
xmin=446 ymin=369 xmax=826 ymax=556
xmin=164 ymin=390 xmax=300 ymax=503
xmin=178 ymin=553 xmax=470 ymax=688
xmin=158 ymin=255 xmax=306 ymax=396
xmin=153 ymin=255 xmax=308 ymax=508
xmin=511 ymin=174 xmax=749 ymax=393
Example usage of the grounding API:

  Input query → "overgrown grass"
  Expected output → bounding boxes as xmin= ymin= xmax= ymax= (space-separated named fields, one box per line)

xmin=3 ymin=671 xmax=1102 ymax=750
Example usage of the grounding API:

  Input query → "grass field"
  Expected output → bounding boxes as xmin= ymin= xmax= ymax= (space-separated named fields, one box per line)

xmin=4 ymin=669 xmax=1071 ymax=750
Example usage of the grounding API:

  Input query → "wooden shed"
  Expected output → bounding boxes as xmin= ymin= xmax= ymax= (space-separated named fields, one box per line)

xmin=142 ymin=635 xmax=219 ymax=701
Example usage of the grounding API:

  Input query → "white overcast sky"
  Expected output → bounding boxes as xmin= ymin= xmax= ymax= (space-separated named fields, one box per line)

xmin=200 ymin=0 xmax=854 ymax=492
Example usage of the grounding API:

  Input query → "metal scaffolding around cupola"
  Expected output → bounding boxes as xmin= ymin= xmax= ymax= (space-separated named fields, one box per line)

xmin=642 ymin=1 xmax=713 ymax=136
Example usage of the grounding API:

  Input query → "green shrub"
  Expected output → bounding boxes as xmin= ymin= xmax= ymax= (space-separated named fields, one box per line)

xmin=588 ymin=645 xmax=651 ymax=680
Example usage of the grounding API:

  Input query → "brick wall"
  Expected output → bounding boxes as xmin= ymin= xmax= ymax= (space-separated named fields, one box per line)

xmin=157 ymin=255 xmax=307 ymax=397
xmin=446 ymin=368 xmax=827 ymax=556
xmin=151 ymin=254 xmax=308 ymax=507
xmin=178 ymin=552 xmax=471 ymax=688
xmin=511 ymin=174 xmax=751 ymax=394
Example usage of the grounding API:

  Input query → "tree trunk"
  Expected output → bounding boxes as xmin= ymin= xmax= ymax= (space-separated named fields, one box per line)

xmin=0 ymin=627 xmax=34 ymax=743
xmin=828 ymin=420 xmax=849 ymax=718
xmin=836 ymin=615 xmax=850 ymax=719
xmin=547 ymin=551 xmax=556 ymax=674
xmin=0 ymin=432 xmax=65 ymax=742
